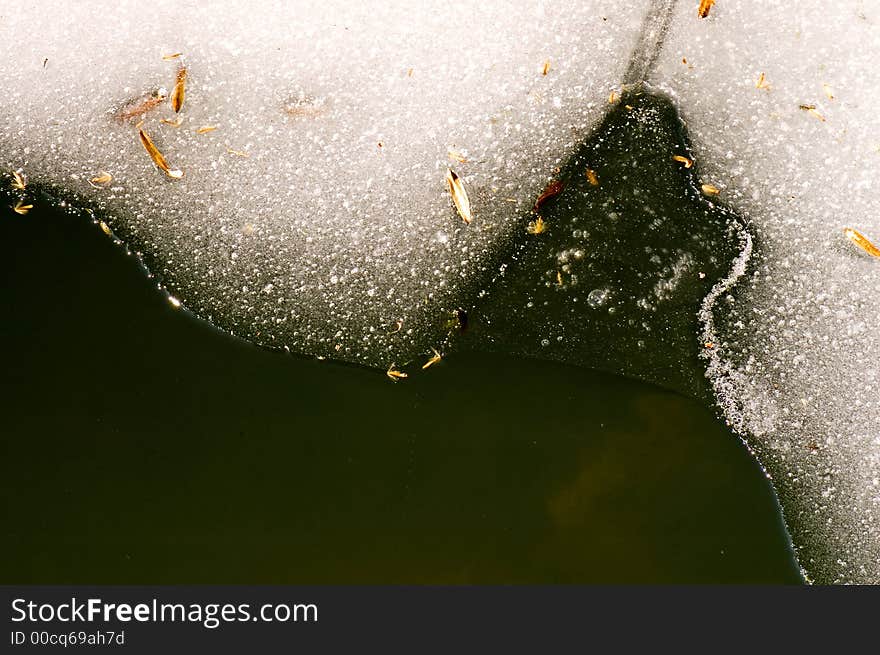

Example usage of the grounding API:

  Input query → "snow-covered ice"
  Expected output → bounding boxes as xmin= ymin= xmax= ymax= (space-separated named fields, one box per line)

xmin=2 ymin=0 xmax=879 ymax=582
xmin=0 ymin=0 xmax=646 ymax=363
xmin=654 ymin=0 xmax=880 ymax=583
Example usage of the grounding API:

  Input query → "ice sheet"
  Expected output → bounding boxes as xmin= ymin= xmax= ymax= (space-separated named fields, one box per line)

xmin=0 ymin=1 xmax=647 ymax=365
xmin=653 ymin=0 xmax=880 ymax=582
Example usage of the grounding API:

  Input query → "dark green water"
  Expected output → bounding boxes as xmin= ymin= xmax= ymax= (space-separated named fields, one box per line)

xmin=0 ymin=92 xmax=802 ymax=583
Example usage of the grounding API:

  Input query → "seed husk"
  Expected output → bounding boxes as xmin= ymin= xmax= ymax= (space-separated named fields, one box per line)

xmin=422 ymin=348 xmax=442 ymax=370
xmin=446 ymin=168 xmax=472 ymax=224
xmin=386 ymin=363 xmax=408 ymax=381
xmin=170 ymin=66 xmax=187 ymax=113
xmin=13 ymin=200 xmax=33 ymax=215
xmin=673 ymin=155 xmax=693 ymax=168
xmin=698 ymin=0 xmax=715 ymax=18
xmin=89 ymin=171 xmax=113 ymax=187
xmin=843 ymin=227 xmax=880 ymax=258
xmin=11 ymin=169 xmax=27 ymax=190
xmin=138 ymin=128 xmax=183 ymax=178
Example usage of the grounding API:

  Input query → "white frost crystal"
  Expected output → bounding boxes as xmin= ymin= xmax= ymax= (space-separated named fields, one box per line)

xmin=2 ymin=0 xmax=879 ymax=582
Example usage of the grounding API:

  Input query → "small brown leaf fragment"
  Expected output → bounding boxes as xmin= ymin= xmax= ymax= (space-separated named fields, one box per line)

xmin=138 ymin=128 xmax=183 ymax=178
xmin=422 ymin=348 xmax=442 ymax=370
xmin=843 ymin=227 xmax=880 ymax=258
xmin=161 ymin=117 xmax=183 ymax=127
xmin=527 ymin=215 xmax=546 ymax=235
xmin=701 ymin=183 xmax=720 ymax=196
xmin=585 ymin=168 xmax=599 ymax=186
xmin=195 ymin=125 xmax=219 ymax=134
xmin=170 ymin=66 xmax=187 ymax=113
xmin=162 ymin=52 xmax=182 ymax=60
xmin=756 ymin=72 xmax=770 ymax=90
xmin=698 ymin=0 xmax=715 ymax=18
xmin=673 ymin=155 xmax=693 ymax=168
xmin=11 ymin=169 xmax=27 ymax=190
xmin=386 ymin=363 xmax=408 ymax=382
xmin=13 ymin=200 xmax=33 ymax=214
xmin=704 ymin=341 xmax=715 ymax=349
xmin=542 ymin=60 xmax=551 ymax=76
xmin=89 ymin=171 xmax=113 ymax=187
xmin=446 ymin=168 xmax=472 ymax=224
xmin=534 ymin=179 xmax=565 ymax=212
xmin=407 ymin=68 xmax=414 ymax=77
xmin=116 ymin=89 xmax=168 ymax=122
xmin=799 ymin=104 xmax=826 ymax=121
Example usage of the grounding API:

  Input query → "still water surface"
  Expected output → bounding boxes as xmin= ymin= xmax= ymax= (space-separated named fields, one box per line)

xmin=0 ymin=197 xmax=800 ymax=582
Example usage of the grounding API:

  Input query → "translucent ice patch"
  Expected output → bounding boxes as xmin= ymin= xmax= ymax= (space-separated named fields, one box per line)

xmin=653 ymin=0 xmax=880 ymax=583
xmin=0 ymin=0 xmax=649 ymax=366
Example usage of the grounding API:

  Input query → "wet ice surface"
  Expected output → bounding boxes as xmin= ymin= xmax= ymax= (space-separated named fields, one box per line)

xmin=462 ymin=92 xmax=742 ymax=399
xmin=0 ymin=0 xmax=645 ymax=365
xmin=654 ymin=1 xmax=880 ymax=582
xmin=3 ymin=1 xmax=880 ymax=583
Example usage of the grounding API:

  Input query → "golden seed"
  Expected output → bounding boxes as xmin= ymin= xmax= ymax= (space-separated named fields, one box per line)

xmin=161 ymin=117 xmax=183 ymax=127
xmin=138 ymin=128 xmax=183 ymax=179
xmin=162 ymin=52 xmax=182 ymax=60
xmin=89 ymin=171 xmax=113 ymax=187
xmin=386 ymin=363 xmax=408 ymax=381
xmin=171 ymin=66 xmax=187 ymax=113
xmin=422 ymin=348 xmax=442 ymax=370
xmin=698 ymin=0 xmax=715 ymax=18
xmin=195 ymin=125 xmax=219 ymax=134
xmin=446 ymin=168 xmax=472 ymax=224
xmin=701 ymin=183 xmax=720 ymax=196
xmin=756 ymin=72 xmax=770 ymax=90
xmin=13 ymin=200 xmax=33 ymax=215
xmin=542 ymin=60 xmax=551 ymax=76
xmin=843 ymin=227 xmax=880 ymax=258
xmin=585 ymin=168 xmax=599 ymax=185
xmin=673 ymin=155 xmax=694 ymax=168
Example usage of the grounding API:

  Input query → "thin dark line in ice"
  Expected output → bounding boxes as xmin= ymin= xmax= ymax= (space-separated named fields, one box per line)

xmin=622 ymin=0 xmax=678 ymax=86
